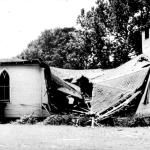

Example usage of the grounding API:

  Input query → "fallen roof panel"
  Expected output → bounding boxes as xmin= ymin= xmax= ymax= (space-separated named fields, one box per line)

xmin=91 ymin=67 xmax=150 ymax=115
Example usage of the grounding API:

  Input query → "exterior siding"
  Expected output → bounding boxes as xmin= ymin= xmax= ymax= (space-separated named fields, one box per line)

xmin=0 ymin=103 xmax=49 ymax=118
xmin=41 ymin=68 xmax=48 ymax=104
xmin=0 ymin=65 xmax=49 ymax=118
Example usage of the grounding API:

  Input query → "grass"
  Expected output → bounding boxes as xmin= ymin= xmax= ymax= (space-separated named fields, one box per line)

xmin=0 ymin=124 xmax=150 ymax=150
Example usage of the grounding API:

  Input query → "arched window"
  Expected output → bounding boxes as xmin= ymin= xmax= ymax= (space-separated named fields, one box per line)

xmin=0 ymin=70 xmax=9 ymax=102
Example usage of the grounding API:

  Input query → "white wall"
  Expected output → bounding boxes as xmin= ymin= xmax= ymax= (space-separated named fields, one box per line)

xmin=0 ymin=65 xmax=48 ymax=105
xmin=142 ymin=28 xmax=150 ymax=58
xmin=0 ymin=64 xmax=49 ymax=117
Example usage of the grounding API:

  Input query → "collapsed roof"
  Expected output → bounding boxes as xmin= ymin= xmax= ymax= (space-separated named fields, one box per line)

xmin=92 ymin=67 xmax=150 ymax=119
xmin=50 ymin=72 xmax=82 ymax=99
xmin=4 ymin=55 xmax=150 ymax=117
xmin=91 ymin=55 xmax=150 ymax=120
xmin=51 ymin=54 xmax=150 ymax=84
xmin=51 ymin=54 xmax=150 ymax=119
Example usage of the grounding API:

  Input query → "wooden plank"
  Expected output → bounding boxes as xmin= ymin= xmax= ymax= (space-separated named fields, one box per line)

xmin=0 ymin=103 xmax=47 ymax=118
xmin=97 ymin=91 xmax=141 ymax=121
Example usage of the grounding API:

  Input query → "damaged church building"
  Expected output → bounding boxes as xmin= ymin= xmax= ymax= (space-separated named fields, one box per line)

xmin=1 ymin=25 xmax=150 ymax=121
xmin=0 ymin=58 xmax=83 ymax=118
xmin=50 ymin=25 xmax=150 ymax=121
xmin=52 ymin=54 xmax=150 ymax=121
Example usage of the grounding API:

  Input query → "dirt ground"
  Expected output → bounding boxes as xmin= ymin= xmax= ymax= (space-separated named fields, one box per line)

xmin=0 ymin=124 xmax=150 ymax=150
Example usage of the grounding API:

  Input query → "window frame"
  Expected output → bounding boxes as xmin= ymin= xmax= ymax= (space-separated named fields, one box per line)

xmin=0 ymin=70 xmax=10 ymax=102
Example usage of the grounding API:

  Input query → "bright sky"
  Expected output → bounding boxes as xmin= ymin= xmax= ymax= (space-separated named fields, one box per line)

xmin=0 ymin=0 xmax=96 ymax=58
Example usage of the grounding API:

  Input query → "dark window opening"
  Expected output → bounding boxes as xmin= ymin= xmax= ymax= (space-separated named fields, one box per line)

xmin=145 ymin=27 xmax=149 ymax=39
xmin=0 ymin=70 xmax=9 ymax=102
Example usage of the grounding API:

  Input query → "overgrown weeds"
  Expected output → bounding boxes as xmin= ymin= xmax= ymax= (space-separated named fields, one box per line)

xmin=12 ymin=113 xmax=150 ymax=127
xmin=43 ymin=114 xmax=91 ymax=126
xmin=43 ymin=114 xmax=74 ymax=125
xmin=98 ymin=116 xmax=150 ymax=127
xmin=14 ymin=114 xmax=38 ymax=125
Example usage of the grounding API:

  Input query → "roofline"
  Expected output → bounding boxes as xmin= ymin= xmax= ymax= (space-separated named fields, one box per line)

xmin=0 ymin=59 xmax=48 ymax=68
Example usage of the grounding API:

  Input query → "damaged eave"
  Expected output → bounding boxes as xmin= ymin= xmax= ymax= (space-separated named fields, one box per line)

xmin=57 ymin=87 xmax=82 ymax=99
xmin=0 ymin=59 xmax=41 ymax=66
xmin=51 ymin=73 xmax=82 ymax=99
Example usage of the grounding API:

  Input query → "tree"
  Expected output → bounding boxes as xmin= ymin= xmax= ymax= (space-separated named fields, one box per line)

xmin=18 ymin=27 xmax=96 ymax=69
xmin=18 ymin=0 xmax=150 ymax=69
xmin=65 ymin=30 xmax=92 ymax=69
xmin=77 ymin=0 xmax=150 ymax=68
xmin=19 ymin=27 xmax=77 ymax=68
xmin=77 ymin=0 xmax=131 ymax=68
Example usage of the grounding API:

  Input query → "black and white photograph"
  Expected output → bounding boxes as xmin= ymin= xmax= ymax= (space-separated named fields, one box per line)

xmin=0 ymin=0 xmax=150 ymax=149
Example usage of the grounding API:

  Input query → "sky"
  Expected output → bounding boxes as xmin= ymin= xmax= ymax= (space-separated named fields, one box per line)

xmin=0 ymin=0 xmax=96 ymax=59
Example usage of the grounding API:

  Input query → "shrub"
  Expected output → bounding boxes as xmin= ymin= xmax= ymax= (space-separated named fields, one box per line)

xmin=77 ymin=115 xmax=91 ymax=127
xmin=43 ymin=114 xmax=92 ymax=126
xmin=128 ymin=117 xmax=150 ymax=127
xmin=99 ymin=116 xmax=150 ymax=127
xmin=43 ymin=114 xmax=74 ymax=125
xmin=15 ymin=114 xmax=38 ymax=125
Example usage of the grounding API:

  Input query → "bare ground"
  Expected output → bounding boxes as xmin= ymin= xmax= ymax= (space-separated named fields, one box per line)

xmin=0 ymin=124 xmax=150 ymax=150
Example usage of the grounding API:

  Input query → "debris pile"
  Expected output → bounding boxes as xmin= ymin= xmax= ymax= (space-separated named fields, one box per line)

xmin=50 ymin=54 xmax=150 ymax=126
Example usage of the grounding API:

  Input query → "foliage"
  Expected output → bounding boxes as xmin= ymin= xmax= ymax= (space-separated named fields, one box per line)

xmin=19 ymin=27 xmax=77 ymax=68
xmin=15 ymin=114 xmax=38 ymax=124
xmin=77 ymin=115 xmax=91 ymax=126
xmin=18 ymin=0 xmax=150 ymax=69
xmin=109 ymin=0 xmax=150 ymax=56
xmin=77 ymin=1 xmax=114 ymax=68
xmin=65 ymin=30 xmax=91 ymax=69
xmin=43 ymin=114 xmax=74 ymax=125
xmin=43 ymin=114 xmax=91 ymax=126
xmin=77 ymin=0 xmax=150 ymax=68
xmin=99 ymin=116 xmax=150 ymax=127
